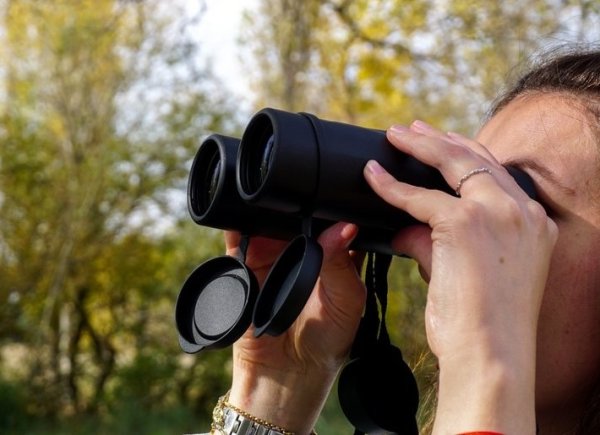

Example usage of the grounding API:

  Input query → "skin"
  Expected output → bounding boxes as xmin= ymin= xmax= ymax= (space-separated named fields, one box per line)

xmin=224 ymin=93 xmax=600 ymax=435
xmin=476 ymin=94 xmax=600 ymax=433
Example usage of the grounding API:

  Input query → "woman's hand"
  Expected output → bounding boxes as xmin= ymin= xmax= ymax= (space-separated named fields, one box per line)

xmin=363 ymin=121 xmax=558 ymax=434
xmin=225 ymin=222 xmax=366 ymax=434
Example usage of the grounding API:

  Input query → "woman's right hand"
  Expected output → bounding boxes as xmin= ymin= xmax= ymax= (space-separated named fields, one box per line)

xmin=224 ymin=223 xmax=366 ymax=434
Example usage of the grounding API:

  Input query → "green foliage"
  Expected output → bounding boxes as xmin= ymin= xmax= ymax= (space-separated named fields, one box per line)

xmin=0 ymin=377 xmax=27 ymax=431
xmin=1 ymin=0 xmax=599 ymax=433
xmin=243 ymin=0 xmax=600 ymax=131
xmin=0 ymin=0 xmax=238 ymax=431
xmin=1 ymin=407 xmax=204 ymax=435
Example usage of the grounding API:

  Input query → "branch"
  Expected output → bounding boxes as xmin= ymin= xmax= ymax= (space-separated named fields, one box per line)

xmin=324 ymin=0 xmax=429 ymax=62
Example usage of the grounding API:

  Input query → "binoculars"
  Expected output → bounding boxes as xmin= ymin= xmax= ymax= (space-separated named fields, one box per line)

xmin=175 ymin=107 xmax=535 ymax=353
xmin=175 ymin=107 xmax=536 ymax=434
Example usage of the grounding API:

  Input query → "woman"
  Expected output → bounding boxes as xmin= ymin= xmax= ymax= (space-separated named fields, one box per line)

xmin=208 ymin=48 xmax=600 ymax=434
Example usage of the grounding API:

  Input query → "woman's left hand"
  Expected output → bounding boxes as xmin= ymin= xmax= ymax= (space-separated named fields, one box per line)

xmin=363 ymin=121 xmax=558 ymax=434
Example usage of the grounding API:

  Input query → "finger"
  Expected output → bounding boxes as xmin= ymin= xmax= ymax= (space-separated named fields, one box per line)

xmin=349 ymin=250 xmax=366 ymax=274
xmin=391 ymin=225 xmax=433 ymax=283
xmin=364 ymin=159 xmax=455 ymax=226
xmin=385 ymin=127 xmax=506 ymax=200
xmin=224 ymin=230 xmax=241 ymax=255
xmin=393 ymin=121 xmax=533 ymax=201
xmin=446 ymin=130 xmax=498 ymax=163
xmin=410 ymin=120 xmax=499 ymax=165
xmin=224 ymin=231 xmax=289 ymax=283
xmin=315 ymin=222 xmax=366 ymax=321
xmin=318 ymin=223 xmax=366 ymax=302
xmin=317 ymin=222 xmax=361 ymax=282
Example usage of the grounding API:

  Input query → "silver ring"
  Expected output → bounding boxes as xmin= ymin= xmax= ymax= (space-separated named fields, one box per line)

xmin=455 ymin=167 xmax=492 ymax=196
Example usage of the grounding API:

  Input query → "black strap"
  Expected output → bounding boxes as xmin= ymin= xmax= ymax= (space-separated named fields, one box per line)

xmin=373 ymin=253 xmax=392 ymax=346
xmin=350 ymin=252 xmax=379 ymax=359
xmin=237 ymin=234 xmax=250 ymax=262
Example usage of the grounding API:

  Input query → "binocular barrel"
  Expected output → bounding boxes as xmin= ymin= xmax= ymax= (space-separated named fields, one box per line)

xmin=188 ymin=133 xmax=413 ymax=255
xmin=188 ymin=134 xmax=305 ymax=240
xmin=236 ymin=108 xmax=451 ymax=231
xmin=189 ymin=108 xmax=535 ymax=251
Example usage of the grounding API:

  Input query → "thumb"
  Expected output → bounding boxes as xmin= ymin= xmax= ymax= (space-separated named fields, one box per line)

xmin=316 ymin=222 xmax=366 ymax=321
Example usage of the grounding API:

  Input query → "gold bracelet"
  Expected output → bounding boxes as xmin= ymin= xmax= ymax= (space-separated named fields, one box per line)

xmin=211 ymin=390 xmax=317 ymax=435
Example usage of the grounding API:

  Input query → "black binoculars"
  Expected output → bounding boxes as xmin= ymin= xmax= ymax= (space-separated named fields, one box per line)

xmin=175 ymin=107 xmax=536 ymax=434
xmin=176 ymin=107 xmax=536 ymax=353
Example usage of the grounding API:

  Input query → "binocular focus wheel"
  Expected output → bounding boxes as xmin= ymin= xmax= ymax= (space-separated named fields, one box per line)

xmin=175 ymin=256 xmax=259 ymax=353
xmin=338 ymin=343 xmax=420 ymax=434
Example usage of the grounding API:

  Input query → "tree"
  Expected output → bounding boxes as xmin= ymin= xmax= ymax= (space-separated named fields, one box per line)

xmin=0 ymin=0 xmax=237 ymax=422
xmin=243 ymin=0 xmax=600 ymax=130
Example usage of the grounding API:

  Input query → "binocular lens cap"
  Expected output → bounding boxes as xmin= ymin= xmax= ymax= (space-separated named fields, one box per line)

xmin=253 ymin=235 xmax=323 ymax=337
xmin=338 ymin=343 xmax=420 ymax=434
xmin=176 ymin=256 xmax=259 ymax=353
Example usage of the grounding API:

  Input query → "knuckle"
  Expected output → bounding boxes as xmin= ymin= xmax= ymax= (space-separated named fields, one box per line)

xmin=448 ymin=199 xmax=486 ymax=226
xmin=445 ymin=142 xmax=471 ymax=161
xmin=525 ymin=199 xmax=548 ymax=224
xmin=444 ymin=143 xmax=476 ymax=168
xmin=525 ymin=200 xmax=559 ymax=243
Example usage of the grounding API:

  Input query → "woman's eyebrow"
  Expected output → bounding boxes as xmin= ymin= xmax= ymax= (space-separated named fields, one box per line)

xmin=503 ymin=157 xmax=576 ymax=197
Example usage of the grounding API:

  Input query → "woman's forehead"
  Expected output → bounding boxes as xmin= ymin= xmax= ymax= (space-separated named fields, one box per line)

xmin=478 ymin=93 xmax=598 ymax=165
xmin=477 ymin=93 xmax=600 ymax=202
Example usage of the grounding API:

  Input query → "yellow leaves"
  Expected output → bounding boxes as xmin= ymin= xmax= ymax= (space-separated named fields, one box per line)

xmin=7 ymin=0 xmax=115 ymax=53
xmin=246 ymin=0 xmax=598 ymax=136
xmin=46 ymin=113 xmax=68 ymax=143
xmin=0 ymin=0 xmax=239 ymax=423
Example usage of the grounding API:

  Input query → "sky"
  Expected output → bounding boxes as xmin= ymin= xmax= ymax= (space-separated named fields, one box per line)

xmin=132 ymin=1 xmax=260 ymax=236
xmin=197 ymin=0 xmax=258 ymax=106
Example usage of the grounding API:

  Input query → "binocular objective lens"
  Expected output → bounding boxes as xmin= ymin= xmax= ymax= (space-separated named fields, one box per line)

xmin=259 ymin=135 xmax=275 ymax=185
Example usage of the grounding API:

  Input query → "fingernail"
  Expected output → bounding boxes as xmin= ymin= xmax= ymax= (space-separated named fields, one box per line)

xmin=389 ymin=124 xmax=410 ymax=134
xmin=411 ymin=119 xmax=435 ymax=133
xmin=341 ymin=223 xmax=358 ymax=248
xmin=365 ymin=160 xmax=386 ymax=175
xmin=447 ymin=131 xmax=467 ymax=142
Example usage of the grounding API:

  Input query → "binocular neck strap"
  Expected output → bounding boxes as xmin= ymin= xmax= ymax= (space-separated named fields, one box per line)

xmin=351 ymin=252 xmax=394 ymax=435
xmin=236 ymin=234 xmax=250 ymax=263
xmin=349 ymin=252 xmax=393 ymax=359
xmin=349 ymin=252 xmax=378 ymax=359
xmin=370 ymin=252 xmax=392 ymax=346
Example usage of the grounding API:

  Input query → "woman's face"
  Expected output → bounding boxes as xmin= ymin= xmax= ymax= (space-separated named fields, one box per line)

xmin=476 ymin=93 xmax=600 ymax=425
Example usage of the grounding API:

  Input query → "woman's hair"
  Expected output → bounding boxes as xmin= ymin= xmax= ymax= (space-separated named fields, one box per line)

xmin=488 ymin=46 xmax=600 ymax=125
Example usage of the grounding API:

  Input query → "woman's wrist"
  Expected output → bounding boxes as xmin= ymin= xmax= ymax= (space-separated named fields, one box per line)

xmin=433 ymin=340 xmax=537 ymax=435
xmin=228 ymin=359 xmax=336 ymax=435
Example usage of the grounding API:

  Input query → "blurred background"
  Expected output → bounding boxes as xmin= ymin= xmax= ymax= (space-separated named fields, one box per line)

xmin=0 ymin=0 xmax=598 ymax=433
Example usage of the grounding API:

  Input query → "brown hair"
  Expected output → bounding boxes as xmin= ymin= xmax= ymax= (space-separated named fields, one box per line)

xmin=488 ymin=47 xmax=600 ymax=130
